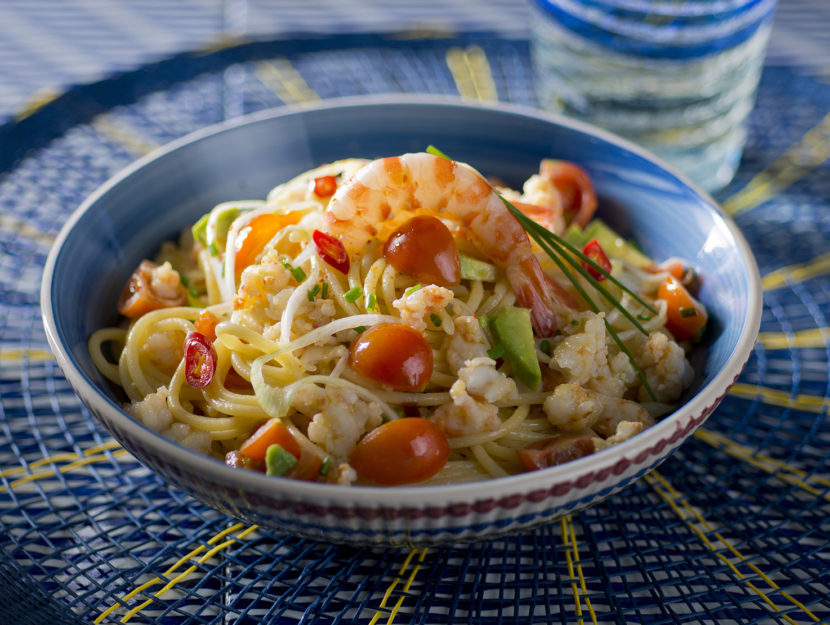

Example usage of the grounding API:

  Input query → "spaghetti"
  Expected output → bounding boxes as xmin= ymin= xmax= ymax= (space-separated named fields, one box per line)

xmin=90 ymin=153 xmax=703 ymax=486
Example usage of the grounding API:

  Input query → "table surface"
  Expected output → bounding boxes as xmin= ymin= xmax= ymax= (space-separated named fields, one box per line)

xmin=1 ymin=2 xmax=829 ymax=624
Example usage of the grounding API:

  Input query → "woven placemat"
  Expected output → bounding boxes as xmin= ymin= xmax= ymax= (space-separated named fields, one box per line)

xmin=1 ymin=32 xmax=829 ymax=624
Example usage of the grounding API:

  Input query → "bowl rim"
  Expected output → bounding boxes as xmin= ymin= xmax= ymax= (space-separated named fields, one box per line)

xmin=40 ymin=93 xmax=762 ymax=508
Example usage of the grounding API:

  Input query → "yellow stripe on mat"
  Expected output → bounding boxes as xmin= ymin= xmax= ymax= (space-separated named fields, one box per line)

xmin=728 ymin=382 xmax=830 ymax=414
xmin=722 ymin=112 xmax=830 ymax=216
xmin=0 ymin=348 xmax=55 ymax=362
xmin=646 ymin=471 xmax=820 ymax=623
xmin=95 ymin=523 xmax=260 ymax=624
xmin=254 ymin=59 xmax=320 ymax=104
xmin=560 ymin=515 xmax=598 ymax=625
xmin=694 ymin=428 xmax=830 ymax=501
xmin=446 ymin=45 xmax=498 ymax=101
xmin=92 ymin=114 xmax=161 ymax=157
xmin=0 ymin=446 xmax=130 ymax=494
xmin=757 ymin=328 xmax=830 ymax=350
xmin=0 ymin=440 xmax=123 ymax=480
xmin=761 ymin=251 xmax=830 ymax=291
xmin=368 ymin=548 xmax=428 ymax=625
xmin=0 ymin=213 xmax=55 ymax=247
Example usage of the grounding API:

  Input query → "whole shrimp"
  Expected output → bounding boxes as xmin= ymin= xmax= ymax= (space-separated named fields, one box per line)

xmin=323 ymin=152 xmax=575 ymax=336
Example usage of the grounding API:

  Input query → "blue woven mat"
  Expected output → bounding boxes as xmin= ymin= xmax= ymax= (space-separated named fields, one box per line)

xmin=1 ymin=32 xmax=829 ymax=625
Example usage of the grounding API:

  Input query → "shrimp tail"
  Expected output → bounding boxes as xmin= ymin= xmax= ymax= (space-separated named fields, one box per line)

xmin=507 ymin=257 xmax=575 ymax=337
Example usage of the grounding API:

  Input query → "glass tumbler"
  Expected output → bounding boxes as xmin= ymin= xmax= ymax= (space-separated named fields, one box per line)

xmin=530 ymin=0 xmax=778 ymax=191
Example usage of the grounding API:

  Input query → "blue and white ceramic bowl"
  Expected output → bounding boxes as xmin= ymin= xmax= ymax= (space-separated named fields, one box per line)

xmin=41 ymin=96 xmax=761 ymax=546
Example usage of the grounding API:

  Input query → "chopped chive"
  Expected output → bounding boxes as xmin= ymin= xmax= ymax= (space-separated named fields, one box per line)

xmin=487 ymin=344 xmax=505 ymax=359
xmin=430 ymin=313 xmax=442 ymax=327
xmin=280 ymin=259 xmax=307 ymax=283
xmin=404 ymin=284 xmax=423 ymax=296
xmin=344 ymin=285 xmax=363 ymax=303
xmin=188 ymin=287 xmax=200 ymax=298
xmin=208 ymin=242 xmax=219 ymax=257
xmin=319 ymin=456 xmax=332 ymax=476
xmin=637 ymin=313 xmax=652 ymax=321
xmin=321 ymin=282 xmax=329 ymax=299
xmin=180 ymin=275 xmax=190 ymax=287
xmin=680 ymin=306 xmax=698 ymax=318
xmin=307 ymin=283 xmax=321 ymax=301
xmin=366 ymin=292 xmax=377 ymax=311
xmin=539 ymin=339 xmax=551 ymax=356
xmin=354 ymin=325 xmax=366 ymax=333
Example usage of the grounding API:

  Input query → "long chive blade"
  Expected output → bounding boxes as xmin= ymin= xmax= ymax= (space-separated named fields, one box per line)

xmin=500 ymin=194 xmax=658 ymax=401
xmin=501 ymin=195 xmax=655 ymax=334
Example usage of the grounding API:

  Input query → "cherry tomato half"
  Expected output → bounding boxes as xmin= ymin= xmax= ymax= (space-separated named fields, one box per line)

xmin=234 ymin=211 xmax=304 ymax=276
xmin=657 ymin=275 xmax=708 ymax=342
xmin=581 ymin=238 xmax=613 ymax=281
xmin=383 ymin=215 xmax=461 ymax=286
xmin=349 ymin=324 xmax=433 ymax=391
xmin=183 ymin=331 xmax=217 ymax=389
xmin=313 ymin=229 xmax=350 ymax=274
xmin=117 ymin=260 xmax=188 ymax=319
xmin=350 ymin=418 xmax=450 ymax=485
xmin=516 ymin=435 xmax=596 ymax=472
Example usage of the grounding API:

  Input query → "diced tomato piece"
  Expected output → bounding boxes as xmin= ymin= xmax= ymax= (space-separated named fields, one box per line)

xmin=194 ymin=310 xmax=220 ymax=342
xmin=239 ymin=419 xmax=301 ymax=463
xmin=312 ymin=175 xmax=338 ymax=197
xmin=517 ymin=435 xmax=596 ymax=471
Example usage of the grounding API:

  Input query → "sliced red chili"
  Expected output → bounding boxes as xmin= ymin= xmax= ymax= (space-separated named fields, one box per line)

xmin=184 ymin=331 xmax=217 ymax=388
xmin=313 ymin=229 xmax=350 ymax=274
xmin=312 ymin=175 xmax=338 ymax=198
xmin=581 ymin=238 xmax=612 ymax=281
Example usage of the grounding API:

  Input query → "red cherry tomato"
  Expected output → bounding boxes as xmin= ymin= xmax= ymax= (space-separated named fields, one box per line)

xmin=184 ymin=331 xmax=217 ymax=389
xmin=517 ymin=435 xmax=596 ymax=472
xmin=349 ymin=324 xmax=433 ymax=391
xmin=117 ymin=260 xmax=188 ymax=319
xmin=350 ymin=418 xmax=450 ymax=485
xmin=383 ymin=215 xmax=461 ymax=286
xmin=312 ymin=175 xmax=338 ymax=197
xmin=581 ymin=238 xmax=613 ymax=281
xmin=657 ymin=275 xmax=708 ymax=342
xmin=312 ymin=229 xmax=350 ymax=274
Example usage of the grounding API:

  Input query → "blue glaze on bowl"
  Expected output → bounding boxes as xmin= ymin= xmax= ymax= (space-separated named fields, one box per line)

xmin=41 ymin=96 xmax=761 ymax=545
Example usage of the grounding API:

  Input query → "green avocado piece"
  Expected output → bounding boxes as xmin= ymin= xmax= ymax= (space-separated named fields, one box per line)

xmin=490 ymin=306 xmax=542 ymax=391
xmin=459 ymin=253 xmax=498 ymax=281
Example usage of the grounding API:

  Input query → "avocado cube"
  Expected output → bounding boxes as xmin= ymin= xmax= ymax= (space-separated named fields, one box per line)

xmin=490 ymin=306 xmax=542 ymax=391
